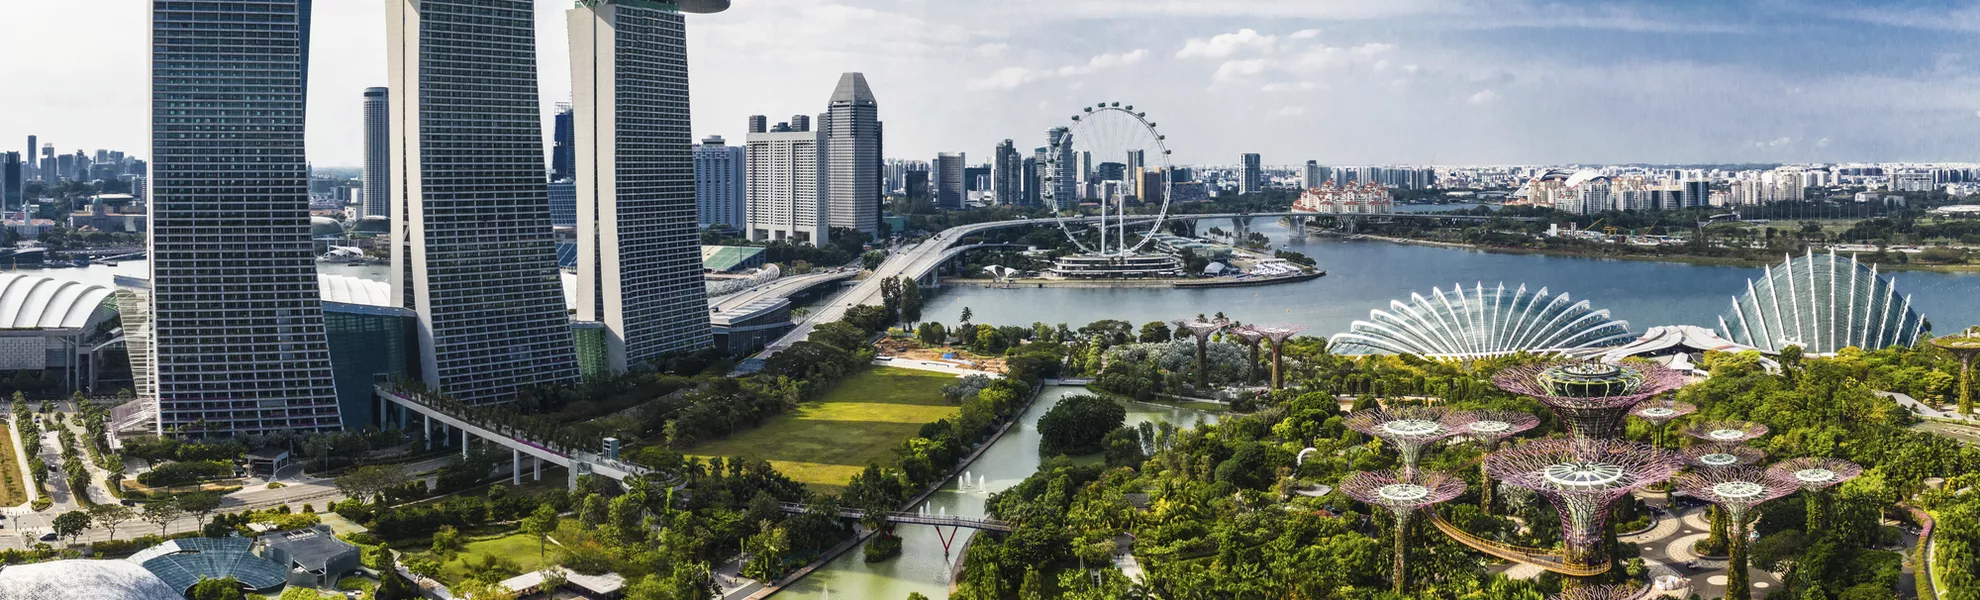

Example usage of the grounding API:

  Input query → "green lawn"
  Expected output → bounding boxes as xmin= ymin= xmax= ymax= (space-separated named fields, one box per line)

xmin=687 ymin=366 xmax=961 ymax=493
xmin=0 ymin=420 xmax=25 ymax=506
xmin=432 ymin=530 xmax=549 ymax=584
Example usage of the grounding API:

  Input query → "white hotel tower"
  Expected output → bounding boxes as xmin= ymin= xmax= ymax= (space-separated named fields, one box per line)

xmin=148 ymin=0 xmax=342 ymax=433
xmin=569 ymin=0 xmax=725 ymax=371
xmin=388 ymin=0 xmax=581 ymax=403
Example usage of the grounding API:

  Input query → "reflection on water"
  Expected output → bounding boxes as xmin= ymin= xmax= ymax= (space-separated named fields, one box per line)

xmin=772 ymin=386 xmax=1221 ymax=599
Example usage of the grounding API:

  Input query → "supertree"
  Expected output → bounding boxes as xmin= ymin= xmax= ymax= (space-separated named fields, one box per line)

xmin=1679 ymin=443 xmax=1767 ymax=470
xmin=1173 ymin=317 xmax=1229 ymax=390
xmin=1766 ymin=457 xmax=1863 ymax=535
xmin=1344 ymin=407 xmax=1476 ymax=478
xmin=1338 ymin=469 xmax=1469 ymax=593
xmin=1627 ymin=399 xmax=1696 ymax=449
xmin=1230 ymin=325 xmax=1265 ymax=385
xmin=1672 ymin=468 xmax=1800 ymax=600
xmin=1550 ymin=583 xmax=1649 ymax=600
xmin=1252 ymin=324 xmax=1307 ymax=390
xmin=1485 ymin=438 xmax=1679 ymax=577
xmin=1680 ymin=420 xmax=1769 ymax=445
xmin=1460 ymin=410 xmax=1541 ymax=511
xmin=1493 ymin=361 xmax=1686 ymax=440
xmin=1931 ymin=326 xmax=1980 ymax=415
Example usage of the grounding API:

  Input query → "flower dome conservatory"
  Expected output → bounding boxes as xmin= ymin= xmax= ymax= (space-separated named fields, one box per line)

xmin=1718 ymin=250 xmax=1928 ymax=354
xmin=1331 ymin=282 xmax=1635 ymax=357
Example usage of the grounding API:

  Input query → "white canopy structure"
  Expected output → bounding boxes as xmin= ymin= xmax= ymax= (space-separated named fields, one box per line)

xmin=1331 ymin=282 xmax=1635 ymax=358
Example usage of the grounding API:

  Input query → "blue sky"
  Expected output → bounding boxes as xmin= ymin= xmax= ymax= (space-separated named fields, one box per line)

xmin=4 ymin=0 xmax=1979 ymax=168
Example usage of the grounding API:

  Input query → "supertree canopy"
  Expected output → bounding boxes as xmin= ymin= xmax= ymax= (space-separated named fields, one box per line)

xmin=1253 ymin=324 xmax=1306 ymax=390
xmin=1460 ymin=410 xmax=1541 ymax=511
xmin=1230 ymin=325 xmax=1266 ymax=384
xmin=1681 ymin=420 xmax=1770 ymax=445
xmin=1629 ymin=399 xmax=1697 ymax=448
xmin=1767 ymin=457 xmax=1864 ymax=534
xmin=1550 ymin=583 xmax=1650 ymax=600
xmin=1680 ymin=443 xmax=1767 ymax=470
xmin=1339 ymin=469 xmax=1469 ymax=593
xmin=1486 ymin=438 xmax=1678 ymax=573
xmin=1174 ymin=317 xmax=1229 ymax=389
xmin=1493 ymin=361 xmax=1686 ymax=439
xmin=1672 ymin=468 xmax=1801 ymax=600
xmin=1345 ymin=407 xmax=1476 ymax=477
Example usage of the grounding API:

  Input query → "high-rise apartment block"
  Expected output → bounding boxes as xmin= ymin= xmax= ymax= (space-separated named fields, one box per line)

xmin=933 ymin=152 xmax=964 ymax=210
xmin=362 ymin=87 xmax=390 ymax=218
xmin=746 ymin=117 xmax=826 ymax=244
xmin=389 ymin=0 xmax=580 ymax=404
xmin=823 ymin=73 xmax=880 ymax=237
xmin=1240 ymin=153 xmax=1263 ymax=194
xmin=1302 ymin=161 xmax=1322 ymax=189
xmin=1048 ymin=127 xmax=1076 ymax=208
xmin=568 ymin=0 xmax=716 ymax=371
xmin=148 ymin=0 xmax=342 ymax=434
xmin=694 ymin=135 xmax=746 ymax=230
xmin=993 ymin=139 xmax=1021 ymax=205
xmin=2 ymin=153 xmax=21 ymax=208
xmin=22 ymin=136 xmax=35 ymax=182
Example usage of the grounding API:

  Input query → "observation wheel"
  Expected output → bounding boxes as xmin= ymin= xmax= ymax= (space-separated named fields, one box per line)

xmin=1043 ymin=102 xmax=1173 ymax=256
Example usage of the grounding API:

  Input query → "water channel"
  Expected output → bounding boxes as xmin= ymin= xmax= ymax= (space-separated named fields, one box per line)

xmin=771 ymin=385 xmax=1221 ymax=600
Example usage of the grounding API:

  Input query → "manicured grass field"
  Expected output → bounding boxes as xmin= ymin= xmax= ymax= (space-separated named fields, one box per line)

xmin=434 ymin=530 xmax=549 ymax=584
xmin=687 ymin=366 xmax=961 ymax=493
xmin=0 ymin=420 xmax=25 ymax=506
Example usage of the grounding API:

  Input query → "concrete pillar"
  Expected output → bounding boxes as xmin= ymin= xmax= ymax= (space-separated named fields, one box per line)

xmin=533 ymin=457 xmax=541 ymax=481
xmin=512 ymin=449 xmax=521 ymax=485
xmin=423 ymin=414 xmax=431 ymax=450
xmin=462 ymin=427 xmax=469 ymax=458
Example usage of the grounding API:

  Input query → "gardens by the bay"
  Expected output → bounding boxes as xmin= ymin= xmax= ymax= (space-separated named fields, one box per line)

xmin=942 ymin=315 xmax=1980 ymax=600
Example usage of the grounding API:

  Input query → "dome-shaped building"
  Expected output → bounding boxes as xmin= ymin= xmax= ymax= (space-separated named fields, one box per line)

xmin=349 ymin=215 xmax=391 ymax=238
xmin=1719 ymin=249 xmax=1928 ymax=354
xmin=309 ymin=216 xmax=346 ymax=241
xmin=1331 ymin=282 xmax=1635 ymax=357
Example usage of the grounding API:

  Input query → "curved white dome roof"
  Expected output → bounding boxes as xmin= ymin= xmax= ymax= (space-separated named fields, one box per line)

xmin=1332 ymin=282 xmax=1635 ymax=357
xmin=0 ymin=559 xmax=179 ymax=600
xmin=318 ymin=273 xmax=395 ymax=308
xmin=0 ymin=272 xmax=117 ymax=330
xmin=1720 ymin=249 xmax=1927 ymax=354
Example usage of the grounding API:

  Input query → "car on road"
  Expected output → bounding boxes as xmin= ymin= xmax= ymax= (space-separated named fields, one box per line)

xmin=38 ymin=532 xmax=57 ymax=541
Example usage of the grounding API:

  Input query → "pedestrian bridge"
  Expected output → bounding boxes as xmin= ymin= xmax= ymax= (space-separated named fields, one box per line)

xmin=375 ymin=384 xmax=682 ymax=490
xmin=776 ymin=502 xmax=1013 ymax=532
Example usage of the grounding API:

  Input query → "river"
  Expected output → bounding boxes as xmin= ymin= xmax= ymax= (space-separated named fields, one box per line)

xmin=925 ymin=217 xmax=1980 ymax=336
xmin=770 ymin=385 xmax=1221 ymax=600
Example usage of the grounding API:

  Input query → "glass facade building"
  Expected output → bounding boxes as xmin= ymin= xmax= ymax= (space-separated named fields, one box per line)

xmin=148 ymin=0 xmax=343 ymax=435
xmin=570 ymin=0 xmax=714 ymax=371
xmin=389 ymin=0 xmax=581 ymax=404
xmin=1720 ymin=249 xmax=1928 ymax=354
xmin=1333 ymin=282 xmax=1636 ymax=357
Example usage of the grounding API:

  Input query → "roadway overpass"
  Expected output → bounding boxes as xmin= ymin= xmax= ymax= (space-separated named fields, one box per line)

xmin=709 ymin=268 xmax=857 ymax=313
xmin=753 ymin=210 xmax=1531 ymax=357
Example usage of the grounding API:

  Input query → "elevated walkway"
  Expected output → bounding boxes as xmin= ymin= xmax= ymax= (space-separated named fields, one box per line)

xmin=777 ymin=502 xmax=1012 ymax=532
xmin=1424 ymin=507 xmax=1607 ymax=577
xmin=376 ymin=385 xmax=682 ymax=489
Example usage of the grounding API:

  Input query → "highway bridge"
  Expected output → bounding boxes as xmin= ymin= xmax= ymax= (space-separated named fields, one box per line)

xmin=709 ymin=268 xmax=857 ymax=313
xmin=751 ymin=210 xmax=1532 ymax=359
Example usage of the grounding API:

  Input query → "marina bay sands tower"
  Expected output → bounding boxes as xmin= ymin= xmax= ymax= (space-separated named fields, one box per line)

xmin=387 ymin=0 xmax=581 ymax=403
xmin=569 ymin=0 xmax=729 ymax=371
xmin=147 ymin=0 xmax=343 ymax=433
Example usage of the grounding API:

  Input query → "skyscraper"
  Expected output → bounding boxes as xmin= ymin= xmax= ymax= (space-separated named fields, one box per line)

xmin=569 ymin=0 xmax=717 ymax=371
xmin=23 ymin=136 xmax=34 ymax=182
xmin=362 ymin=87 xmax=390 ymax=218
xmin=1048 ymin=127 xmax=1076 ymax=208
xmin=1302 ymin=160 xmax=1322 ymax=190
xmin=933 ymin=152 xmax=964 ymax=210
xmin=1124 ymin=150 xmax=1145 ymax=198
xmin=148 ymin=0 xmax=342 ymax=434
xmin=1684 ymin=180 xmax=1710 ymax=209
xmin=551 ymin=103 xmax=576 ymax=182
xmin=1240 ymin=153 xmax=1263 ymax=194
xmin=1023 ymin=152 xmax=1041 ymax=206
xmin=824 ymin=73 xmax=880 ymax=237
xmin=993 ymin=140 xmax=1021 ymax=206
xmin=1 ymin=152 xmax=20 ymax=208
xmin=694 ymin=135 xmax=746 ymax=230
xmin=389 ymin=0 xmax=580 ymax=404
xmin=747 ymin=117 xmax=827 ymax=243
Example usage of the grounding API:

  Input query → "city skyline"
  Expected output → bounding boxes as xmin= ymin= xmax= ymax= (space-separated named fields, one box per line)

xmin=10 ymin=0 xmax=1980 ymax=168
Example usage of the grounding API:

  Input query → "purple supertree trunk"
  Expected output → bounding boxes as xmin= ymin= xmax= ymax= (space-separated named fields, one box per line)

xmin=1339 ymin=470 xmax=1467 ymax=594
xmin=1485 ymin=438 xmax=1679 ymax=575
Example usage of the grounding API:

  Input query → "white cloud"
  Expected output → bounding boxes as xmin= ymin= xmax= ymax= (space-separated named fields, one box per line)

xmin=1177 ymin=28 xmax=1278 ymax=59
xmin=1467 ymin=89 xmax=1500 ymax=105
xmin=966 ymin=49 xmax=1148 ymax=90
xmin=973 ymin=42 xmax=1010 ymax=58
xmin=1816 ymin=138 xmax=1832 ymax=148
xmin=1290 ymin=29 xmax=1322 ymax=39
xmin=1260 ymin=81 xmax=1319 ymax=92
xmin=1273 ymin=106 xmax=1309 ymax=116
xmin=1213 ymin=59 xmax=1272 ymax=82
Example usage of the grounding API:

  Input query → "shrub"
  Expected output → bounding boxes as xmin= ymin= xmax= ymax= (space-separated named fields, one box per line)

xmin=1036 ymin=395 xmax=1126 ymax=457
xmin=136 ymin=460 xmax=233 ymax=487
